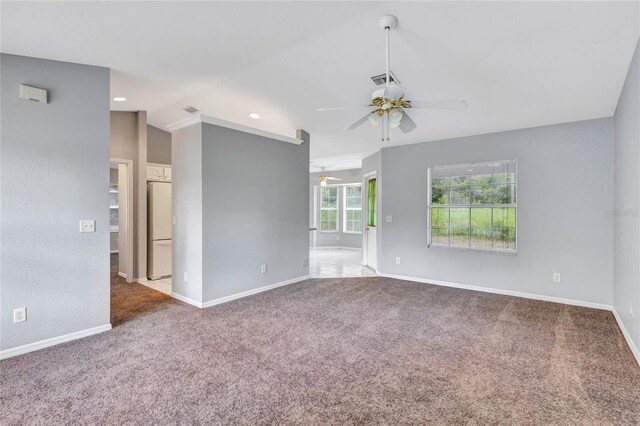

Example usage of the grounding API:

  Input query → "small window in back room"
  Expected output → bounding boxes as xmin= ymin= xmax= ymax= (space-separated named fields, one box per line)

xmin=343 ymin=185 xmax=362 ymax=234
xmin=320 ymin=186 xmax=338 ymax=232
xmin=428 ymin=160 xmax=517 ymax=253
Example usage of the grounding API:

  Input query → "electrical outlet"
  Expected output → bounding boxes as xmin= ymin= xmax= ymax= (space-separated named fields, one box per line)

xmin=553 ymin=272 xmax=561 ymax=283
xmin=336 ymin=235 xmax=340 ymax=241
xmin=630 ymin=303 xmax=634 ymax=318
xmin=183 ymin=272 xmax=188 ymax=282
xmin=303 ymin=258 xmax=309 ymax=267
xmin=395 ymin=257 xmax=401 ymax=265
xmin=79 ymin=219 xmax=95 ymax=233
xmin=261 ymin=264 xmax=267 ymax=274
xmin=172 ymin=216 xmax=176 ymax=225
xmin=386 ymin=215 xmax=393 ymax=223
xmin=13 ymin=308 xmax=26 ymax=323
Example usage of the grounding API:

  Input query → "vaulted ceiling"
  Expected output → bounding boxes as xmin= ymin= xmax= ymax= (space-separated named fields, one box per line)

xmin=2 ymin=1 xmax=638 ymax=171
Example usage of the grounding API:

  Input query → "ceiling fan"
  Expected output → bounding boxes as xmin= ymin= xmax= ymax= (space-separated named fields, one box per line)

xmin=318 ymin=168 xmax=342 ymax=187
xmin=318 ymin=14 xmax=468 ymax=141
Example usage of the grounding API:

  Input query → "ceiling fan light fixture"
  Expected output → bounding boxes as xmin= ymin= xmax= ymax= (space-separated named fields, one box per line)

xmin=389 ymin=108 xmax=403 ymax=123
xmin=320 ymin=179 xmax=327 ymax=187
xmin=249 ymin=112 xmax=260 ymax=119
xmin=368 ymin=113 xmax=382 ymax=126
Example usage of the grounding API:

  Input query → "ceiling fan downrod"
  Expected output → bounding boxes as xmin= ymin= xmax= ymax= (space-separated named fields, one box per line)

xmin=379 ymin=15 xmax=398 ymax=141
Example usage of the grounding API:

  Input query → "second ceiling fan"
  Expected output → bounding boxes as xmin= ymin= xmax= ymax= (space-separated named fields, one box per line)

xmin=318 ymin=14 xmax=468 ymax=141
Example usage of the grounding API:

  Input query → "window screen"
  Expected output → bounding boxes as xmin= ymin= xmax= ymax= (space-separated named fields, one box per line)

xmin=429 ymin=160 xmax=517 ymax=253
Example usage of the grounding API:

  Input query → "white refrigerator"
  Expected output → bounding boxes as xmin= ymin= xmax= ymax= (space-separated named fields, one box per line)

xmin=148 ymin=182 xmax=172 ymax=280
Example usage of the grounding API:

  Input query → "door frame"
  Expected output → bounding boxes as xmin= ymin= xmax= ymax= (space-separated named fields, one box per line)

xmin=111 ymin=158 xmax=134 ymax=283
xmin=362 ymin=170 xmax=378 ymax=269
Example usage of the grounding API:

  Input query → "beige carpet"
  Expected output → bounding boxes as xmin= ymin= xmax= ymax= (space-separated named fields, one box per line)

xmin=1 ymin=263 xmax=639 ymax=424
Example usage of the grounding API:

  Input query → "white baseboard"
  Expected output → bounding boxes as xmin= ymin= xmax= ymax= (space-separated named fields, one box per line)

xmin=117 ymin=271 xmax=127 ymax=279
xmin=377 ymin=272 xmax=612 ymax=311
xmin=0 ymin=324 xmax=112 ymax=360
xmin=612 ymin=308 xmax=640 ymax=366
xmin=135 ymin=277 xmax=148 ymax=284
xmin=201 ymin=275 xmax=311 ymax=308
xmin=310 ymin=246 xmax=362 ymax=251
xmin=170 ymin=292 xmax=203 ymax=308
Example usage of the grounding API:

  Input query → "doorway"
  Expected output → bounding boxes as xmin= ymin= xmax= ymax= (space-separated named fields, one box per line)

xmin=363 ymin=172 xmax=378 ymax=271
xmin=110 ymin=159 xmax=134 ymax=282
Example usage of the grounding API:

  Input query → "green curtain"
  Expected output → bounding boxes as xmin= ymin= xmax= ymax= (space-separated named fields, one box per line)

xmin=367 ymin=178 xmax=377 ymax=227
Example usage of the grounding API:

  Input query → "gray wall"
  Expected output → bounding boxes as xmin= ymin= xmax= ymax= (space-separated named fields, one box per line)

xmin=147 ymin=124 xmax=171 ymax=165
xmin=171 ymin=124 xmax=203 ymax=302
xmin=378 ymin=118 xmax=614 ymax=305
xmin=310 ymin=168 xmax=363 ymax=249
xmin=614 ymin=38 xmax=640 ymax=352
xmin=201 ymin=125 xmax=310 ymax=301
xmin=1 ymin=54 xmax=110 ymax=351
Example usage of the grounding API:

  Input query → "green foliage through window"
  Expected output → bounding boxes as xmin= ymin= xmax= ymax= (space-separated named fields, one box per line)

xmin=320 ymin=186 xmax=338 ymax=231
xmin=430 ymin=161 xmax=517 ymax=251
xmin=344 ymin=186 xmax=362 ymax=233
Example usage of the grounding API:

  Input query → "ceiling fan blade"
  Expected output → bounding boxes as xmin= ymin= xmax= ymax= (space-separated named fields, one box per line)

xmin=317 ymin=105 xmax=371 ymax=112
xmin=326 ymin=177 xmax=343 ymax=181
xmin=410 ymin=100 xmax=468 ymax=110
xmin=399 ymin=110 xmax=417 ymax=133
xmin=345 ymin=110 xmax=378 ymax=130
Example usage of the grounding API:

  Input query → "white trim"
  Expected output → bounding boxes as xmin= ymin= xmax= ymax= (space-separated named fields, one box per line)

xmin=310 ymin=246 xmax=362 ymax=251
xmin=201 ymin=275 xmax=310 ymax=308
xmin=0 ymin=324 xmax=112 ymax=360
xmin=110 ymin=250 xmax=119 ymax=254
xmin=117 ymin=271 xmax=127 ymax=279
xmin=170 ymin=292 xmax=204 ymax=308
xmin=612 ymin=308 xmax=640 ymax=366
xmin=166 ymin=114 xmax=303 ymax=145
xmin=377 ymin=272 xmax=612 ymax=311
xmin=135 ymin=277 xmax=148 ymax=284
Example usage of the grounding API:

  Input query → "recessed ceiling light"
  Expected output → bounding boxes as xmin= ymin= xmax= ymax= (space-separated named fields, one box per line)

xmin=249 ymin=113 xmax=260 ymax=119
xmin=113 ymin=97 xmax=127 ymax=102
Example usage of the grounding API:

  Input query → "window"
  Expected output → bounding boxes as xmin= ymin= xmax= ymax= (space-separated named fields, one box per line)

xmin=320 ymin=186 xmax=338 ymax=232
xmin=429 ymin=160 xmax=517 ymax=253
xmin=343 ymin=185 xmax=362 ymax=233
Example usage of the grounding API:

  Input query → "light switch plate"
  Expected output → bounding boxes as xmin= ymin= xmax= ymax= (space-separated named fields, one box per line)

xmin=79 ymin=219 xmax=96 ymax=233
xmin=386 ymin=215 xmax=393 ymax=223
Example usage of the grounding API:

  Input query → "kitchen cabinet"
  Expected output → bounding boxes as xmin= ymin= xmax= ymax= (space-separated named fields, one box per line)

xmin=147 ymin=164 xmax=171 ymax=182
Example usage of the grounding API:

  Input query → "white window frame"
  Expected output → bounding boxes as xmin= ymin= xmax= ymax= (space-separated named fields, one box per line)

xmin=427 ymin=159 xmax=518 ymax=255
xmin=319 ymin=185 xmax=339 ymax=233
xmin=343 ymin=184 xmax=363 ymax=234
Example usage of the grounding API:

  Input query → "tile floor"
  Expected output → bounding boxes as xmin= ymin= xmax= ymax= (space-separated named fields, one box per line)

xmin=143 ymin=278 xmax=172 ymax=295
xmin=309 ymin=248 xmax=376 ymax=278
xmin=138 ymin=248 xmax=373 ymax=294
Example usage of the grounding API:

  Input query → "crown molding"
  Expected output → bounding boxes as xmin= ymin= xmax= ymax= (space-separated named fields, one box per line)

xmin=166 ymin=114 xmax=303 ymax=145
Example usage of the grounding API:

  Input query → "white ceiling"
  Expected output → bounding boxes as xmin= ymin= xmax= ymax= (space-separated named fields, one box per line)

xmin=2 ymin=1 xmax=638 ymax=171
